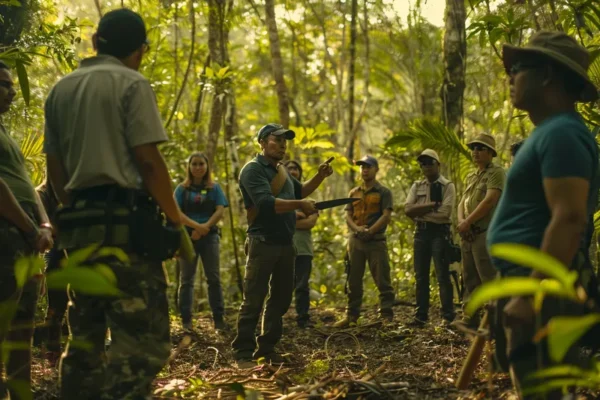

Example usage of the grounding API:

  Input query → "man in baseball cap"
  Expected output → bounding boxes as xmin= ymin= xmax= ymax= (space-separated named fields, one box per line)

xmin=405 ymin=149 xmax=456 ymax=327
xmin=487 ymin=31 xmax=599 ymax=397
xmin=334 ymin=154 xmax=395 ymax=327
xmin=93 ymin=8 xmax=150 ymax=69
xmin=256 ymin=123 xmax=296 ymax=142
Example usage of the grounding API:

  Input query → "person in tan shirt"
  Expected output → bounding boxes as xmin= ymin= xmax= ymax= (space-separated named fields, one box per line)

xmin=404 ymin=149 xmax=456 ymax=326
xmin=454 ymin=133 xmax=505 ymax=328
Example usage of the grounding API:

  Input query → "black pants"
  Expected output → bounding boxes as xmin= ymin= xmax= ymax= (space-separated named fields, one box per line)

xmin=294 ymin=255 xmax=312 ymax=324
xmin=413 ymin=225 xmax=455 ymax=321
xmin=44 ymin=246 xmax=69 ymax=353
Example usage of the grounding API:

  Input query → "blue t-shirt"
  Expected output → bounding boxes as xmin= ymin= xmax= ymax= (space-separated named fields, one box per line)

xmin=488 ymin=112 xmax=599 ymax=273
xmin=174 ymin=182 xmax=229 ymax=224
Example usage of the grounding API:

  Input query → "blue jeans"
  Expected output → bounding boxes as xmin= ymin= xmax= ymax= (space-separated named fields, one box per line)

xmin=294 ymin=255 xmax=312 ymax=323
xmin=178 ymin=233 xmax=224 ymax=323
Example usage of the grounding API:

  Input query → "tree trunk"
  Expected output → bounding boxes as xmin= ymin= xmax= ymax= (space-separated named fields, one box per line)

xmin=205 ymin=0 xmax=229 ymax=167
xmin=441 ymin=0 xmax=467 ymax=138
xmin=264 ymin=0 xmax=290 ymax=128
xmin=346 ymin=0 xmax=358 ymax=183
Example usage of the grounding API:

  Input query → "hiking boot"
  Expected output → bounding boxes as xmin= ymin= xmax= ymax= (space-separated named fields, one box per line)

xmin=214 ymin=317 xmax=228 ymax=331
xmin=406 ymin=317 xmax=427 ymax=328
xmin=297 ymin=318 xmax=315 ymax=329
xmin=380 ymin=311 xmax=394 ymax=323
xmin=333 ymin=315 xmax=358 ymax=328
xmin=182 ymin=321 xmax=193 ymax=332
xmin=236 ymin=358 xmax=256 ymax=369
xmin=257 ymin=353 xmax=288 ymax=366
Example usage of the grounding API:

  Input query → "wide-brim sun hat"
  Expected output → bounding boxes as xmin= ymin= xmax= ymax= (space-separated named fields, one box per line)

xmin=502 ymin=30 xmax=598 ymax=102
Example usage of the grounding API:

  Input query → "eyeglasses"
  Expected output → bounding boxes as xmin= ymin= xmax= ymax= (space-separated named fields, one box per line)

xmin=470 ymin=144 xmax=489 ymax=152
xmin=0 ymin=81 xmax=14 ymax=90
xmin=509 ymin=62 xmax=540 ymax=76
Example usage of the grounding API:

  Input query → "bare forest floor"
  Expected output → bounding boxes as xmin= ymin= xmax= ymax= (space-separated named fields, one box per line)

xmin=29 ymin=303 xmax=533 ymax=400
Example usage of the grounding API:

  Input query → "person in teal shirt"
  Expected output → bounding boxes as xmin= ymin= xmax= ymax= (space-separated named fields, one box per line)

xmin=487 ymin=31 xmax=599 ymax=398
xmin=284 ymin=160 xmax=318 ymax=328
xmin=175 ymin=152 xmax=229 ymax=331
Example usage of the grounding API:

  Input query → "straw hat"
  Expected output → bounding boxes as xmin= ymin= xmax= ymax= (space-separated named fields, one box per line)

xmin=502 ymin=31 xmax=598 ymax=102
xmin=467 ymin=133 xmax=497 ymax=157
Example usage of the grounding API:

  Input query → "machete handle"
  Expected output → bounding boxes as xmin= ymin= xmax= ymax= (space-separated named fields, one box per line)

xmin=456 ymin=310 xmax=490 ymax=390
xmin=325 ymin=157 xmax=335 ymax=164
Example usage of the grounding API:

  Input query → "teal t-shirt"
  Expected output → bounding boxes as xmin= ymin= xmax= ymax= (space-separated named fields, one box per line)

xmin=488 ymin=112 xmax=599 ymax=272
xmin=293 ymin=228 xmax=313 ymax=256
xmin=174 ymin=182 xmax=228 ymax=224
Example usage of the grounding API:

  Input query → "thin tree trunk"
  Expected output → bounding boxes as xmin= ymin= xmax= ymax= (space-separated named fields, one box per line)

xmin=441 ymin=0 xmax=467 ymax=138
xmin=193 ymin=55 xmax=211 ymax=147
xmin=346 ymin=0 xmax=358 ymax=183
xmin=205 ymin=0 xmax=228 ymax=167
xmin=265 ymin=0 xmax=290 ymax=127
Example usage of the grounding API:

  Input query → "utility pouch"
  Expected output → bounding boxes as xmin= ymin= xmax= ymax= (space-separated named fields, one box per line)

xmin=128 ymin=202 xmax=181 ymax=262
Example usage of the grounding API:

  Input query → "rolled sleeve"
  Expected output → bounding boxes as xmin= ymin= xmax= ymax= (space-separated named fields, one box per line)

xmin=240 ymin=165 xmax=276 ymax=214
xmin=487 ymin=168 xmax=506 ymax=191
xmin=405 ymin=183 xmax=417 ymax=205
xmin=214 ymin=183 xmax=229 ymax=207
xmin=437 ymin=182 xmax=455 ymax=220
xmin=124 ymin=80 xmax=168 ymax=148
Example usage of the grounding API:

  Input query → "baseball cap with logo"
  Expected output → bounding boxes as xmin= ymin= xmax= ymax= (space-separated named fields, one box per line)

xmin=96 ymin=9 xmax=149 ymax=59
xmin=355 ymin=155 xmax=379 ymax=168
xmin=256 ymin=123 xmax=296 ymax=142
xmin=417 ymin=149 xmax=440 ymax=163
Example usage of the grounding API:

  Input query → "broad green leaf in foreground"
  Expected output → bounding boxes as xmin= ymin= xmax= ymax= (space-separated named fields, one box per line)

xmin=490 ymin=244 xmax=577 ymax=288
xmin=546 ymin=314 xmax=600 ymax=363
xmin=525 ymin=364 xmax=599 ymax=382
xmin=46 ymin=266 xmax=123 ymax=297
xmin=464 ymin=277 xmax=577 ymax=316
xmin=13 ymin=256 xmax=43 ymax=288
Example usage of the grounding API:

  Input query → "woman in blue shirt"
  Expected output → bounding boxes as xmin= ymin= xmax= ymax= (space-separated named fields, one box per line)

xmin=175 ymin=152 xmax=229 ymax=330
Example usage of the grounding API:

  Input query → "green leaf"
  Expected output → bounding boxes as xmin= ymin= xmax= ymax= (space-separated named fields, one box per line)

xmin=489 ymin=244 xmax=576 ymax=288
xmin=216 ymin=66 xmax=230 ymax=79
xmin=94 ymin=247 xmax=130 ymax=264
xmin=302 ymin=140 xmax=335 ymax=149
xmin=525 ymin=364 xmax=598 ymax=382
xmin=15 ymin=60 xmax=29 ymax=106
xmin=0 ymin=300 xmax=18 ymax=336
xmin=205 ymin=67 xmax=214 ymax=79
xmin=6 ymin=379 xmax=32 ymax=400
xmin=46 ymin=266 xmax=123 ymax=297
xmin=62 ymin=244 xmax=101 ymax=269
xmin=546 ymin=314 xmax=600 ymax=363
xmin=464 ymin=277 xmax=575 ymax=316
xmin=522 ymin=378 xmax=600 ymax=396
xmin=13 ymin=256 xmax=43 ymax=288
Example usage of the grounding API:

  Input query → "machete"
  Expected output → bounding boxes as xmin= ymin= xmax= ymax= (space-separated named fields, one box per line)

xmin=315 ymin=197 xmax=357 ymax=210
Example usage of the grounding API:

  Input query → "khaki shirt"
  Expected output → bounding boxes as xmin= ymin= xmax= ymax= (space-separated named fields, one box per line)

xmin=405 ymin=175 xmax=455 ymax=224
xmin=461 ymin=162 xmax=506 ymax=230
xmin=43 ymin=55 xmax=168 ymax=191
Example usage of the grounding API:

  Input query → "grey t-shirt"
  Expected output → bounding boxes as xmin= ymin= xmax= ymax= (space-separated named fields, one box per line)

xmin=43 ymin=55 xmax=168 ymax=191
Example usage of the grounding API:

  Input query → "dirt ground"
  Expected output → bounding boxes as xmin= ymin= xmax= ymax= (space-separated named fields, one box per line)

xmin=31 ymin=302 xmax=527 ymax=399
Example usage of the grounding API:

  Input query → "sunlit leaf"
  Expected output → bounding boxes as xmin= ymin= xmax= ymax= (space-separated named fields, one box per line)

xmin=464 ymin=277 xmax=576 ymax=316
xmin=6 ymin=379 xmax=32 ymax=400
xmin=13 ymin=256 xmax=43 ymax=288
xmin=546 ymin=314 xmax=600 ymax=363
xmin=525 ymin=364 xmax=598 ymax=382
xmin=46 ymin=266 xmax=123 ymax=297
xmin=15 ymin=60 xmax=29 ymax=106
xmin=62 ymin=244 xmax=101 ymax=269
xmin=490 ymin=244 xmax=576 ymax=288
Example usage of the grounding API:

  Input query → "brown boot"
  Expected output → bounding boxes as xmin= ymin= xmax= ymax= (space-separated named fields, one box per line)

xmin=333 ymin=315 xmax=358 ymax=328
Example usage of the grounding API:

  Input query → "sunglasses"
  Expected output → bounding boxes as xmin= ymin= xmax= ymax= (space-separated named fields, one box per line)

xmin=0 ymin=81 xmax=13 ymax=90
xmin=470 ymin=144 xmax=489 ymax=152
xmin=419 ymin=159 xmax=435 ymax=167
xmin=509 ymin=62 xmax=540 ymax=76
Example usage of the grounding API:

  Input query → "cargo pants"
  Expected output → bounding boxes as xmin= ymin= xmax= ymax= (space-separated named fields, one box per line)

xmin=231 ymin=236 xmax=296 ymax=360
xmin=346 ymin=235 xmax=395 ymax=318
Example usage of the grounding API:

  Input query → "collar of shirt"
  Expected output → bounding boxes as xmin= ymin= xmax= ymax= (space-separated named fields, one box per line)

xmin=256 ymin=154 xmax=280 ymax=170
xmin=417 ymin=175 xmax=450 ymax=186
xmin=357 ymin=180 xmax=383 ymax=194
xmin=79 ymin=54 xmax=126 ymax=69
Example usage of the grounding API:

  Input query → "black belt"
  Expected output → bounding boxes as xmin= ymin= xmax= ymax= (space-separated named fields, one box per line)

xmin=251 ymin=235 xmax=293 ymax=246
xmin=71 ymin=185 xmax=153 ymax=207
xmin=415 ymin=221 xmax=450 ymax=231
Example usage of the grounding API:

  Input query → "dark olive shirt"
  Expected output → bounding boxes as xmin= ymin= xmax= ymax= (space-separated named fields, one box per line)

xmin=239 ymin=154 xmax=302 ymax=244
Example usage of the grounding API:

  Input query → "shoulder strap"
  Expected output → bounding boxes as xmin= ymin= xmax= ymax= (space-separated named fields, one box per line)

xmin=246 ymin=164 xmax=290 ymax=225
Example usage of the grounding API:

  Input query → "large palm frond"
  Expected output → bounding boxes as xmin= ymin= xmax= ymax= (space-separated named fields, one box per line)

xmin=19 ymin=131 xmax=45 ymax=185
xmin=384 ymin=118 xmax=473 ymax=182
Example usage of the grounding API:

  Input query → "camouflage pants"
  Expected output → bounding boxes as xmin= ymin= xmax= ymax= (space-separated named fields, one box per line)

xmin=60 ymin=253 xmax=171 ymax=400
xmin=0 ymin=206 xmax=39 ymax=400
